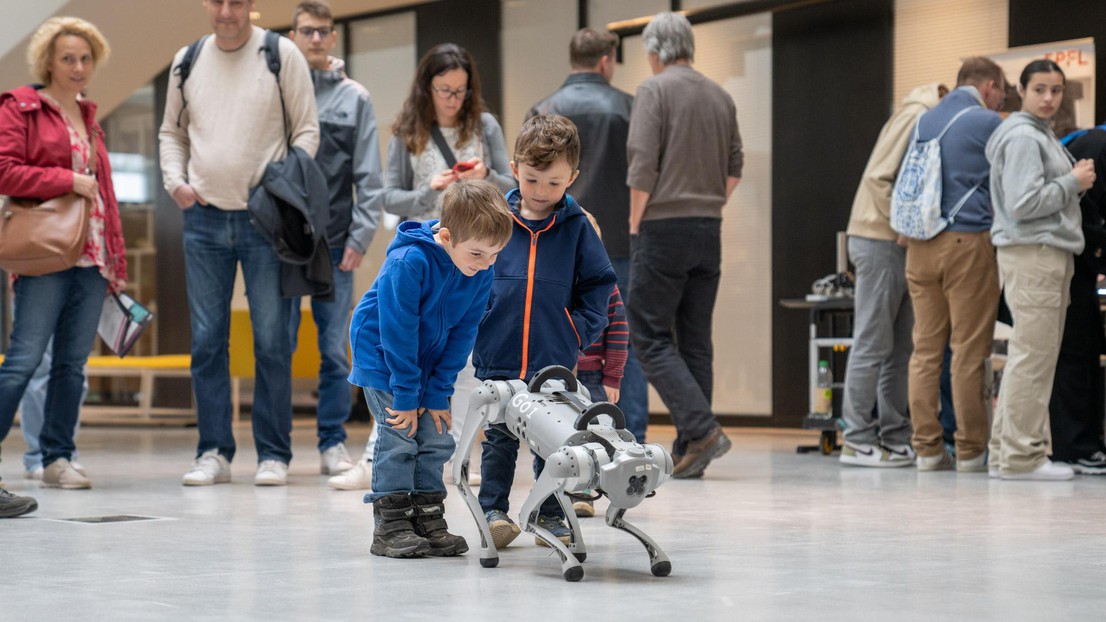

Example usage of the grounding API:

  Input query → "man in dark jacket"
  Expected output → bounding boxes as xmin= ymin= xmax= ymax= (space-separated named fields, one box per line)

xmin=526 ymin=28 xmax=648 ymax=446
xmin=289 ymin=0 xmax=383 ymax=485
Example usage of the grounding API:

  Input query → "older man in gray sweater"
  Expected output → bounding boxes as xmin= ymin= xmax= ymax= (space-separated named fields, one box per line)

xmin=626 ymin=12 xmax=743 ymax=479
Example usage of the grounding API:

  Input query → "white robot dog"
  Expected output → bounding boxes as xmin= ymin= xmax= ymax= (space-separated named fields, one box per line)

xmin=453 ymin=365 xmax=674 ymax=582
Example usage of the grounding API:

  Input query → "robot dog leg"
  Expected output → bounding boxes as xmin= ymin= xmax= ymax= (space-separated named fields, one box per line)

xmin=452 ymin=381 xmax=510 ymax=568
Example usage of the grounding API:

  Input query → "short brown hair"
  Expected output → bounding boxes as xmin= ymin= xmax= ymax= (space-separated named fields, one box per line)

xmin=27 ymin=17 xmax=110 ymax=85
xmin=440 ymin=180 xmax=513 ymax=246
xmin=957 ymin=56 xmax=1006 ymax=89
xmin=570 ymin=28 xmax=617 ymax=69
xmin=513 ymin=114 xmax=581 ymax=171
xmin=293 ymin=0 xmax=333 ymax=27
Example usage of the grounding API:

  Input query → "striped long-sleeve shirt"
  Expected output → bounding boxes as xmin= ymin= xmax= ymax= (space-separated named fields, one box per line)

xmin=576 ymin=285 xmax=628 ymax=389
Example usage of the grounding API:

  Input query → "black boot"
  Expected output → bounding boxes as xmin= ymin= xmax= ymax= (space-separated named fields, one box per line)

xmin=371 ymin=493 xmax=431 ymax=558
xmin=411 ymin=492 xmax=469 ymax=556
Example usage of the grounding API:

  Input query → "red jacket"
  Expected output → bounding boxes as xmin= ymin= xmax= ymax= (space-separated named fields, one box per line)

xmin=0 ymin=85 xmax=128 ymax=289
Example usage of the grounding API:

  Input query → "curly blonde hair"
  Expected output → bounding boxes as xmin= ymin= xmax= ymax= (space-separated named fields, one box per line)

xmin=26 ymin=17 xmax=110 ymax=85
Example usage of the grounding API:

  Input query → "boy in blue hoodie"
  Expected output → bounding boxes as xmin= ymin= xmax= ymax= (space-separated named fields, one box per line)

xmin=475 ymin=114 xmax=618 ymax=549
xmin=349 ymin=180 xmax=512 ymax=558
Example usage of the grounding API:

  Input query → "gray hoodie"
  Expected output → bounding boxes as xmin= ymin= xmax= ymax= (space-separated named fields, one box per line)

xmin=987 ymin=111 xmax=1084 ymax=254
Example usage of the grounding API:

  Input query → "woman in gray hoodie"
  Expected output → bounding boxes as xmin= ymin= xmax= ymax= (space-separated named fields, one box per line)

xmin=986 ymin=59 xmax=1096 ymax=481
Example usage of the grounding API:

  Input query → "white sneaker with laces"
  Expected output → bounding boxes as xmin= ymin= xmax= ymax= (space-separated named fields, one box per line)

xmin=42 ymin=458 xmax=91 ymax=489
xmin=916 ymin=451 xmax=953 ymax=472
xmin=255 ymin=460 xmax=289 ymax=486
xmin=839 ymin=442 xmax=915 ymax=467
xmin=182 ymin=449 xmax=231 ymax=486
xmin=328 ymin=459 xmax=371 ymax=490
xmin=1001 ymin=460 xmax=1074 ymax=481
xmin=957 ymin=452 xmax=988 ymax=473
xmin=320 ymin=443 xmax=355 ymax=475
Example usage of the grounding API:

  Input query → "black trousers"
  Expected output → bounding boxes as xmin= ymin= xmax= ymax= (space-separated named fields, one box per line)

xmin=1047 ymin=262 xmax=1106 ymax=462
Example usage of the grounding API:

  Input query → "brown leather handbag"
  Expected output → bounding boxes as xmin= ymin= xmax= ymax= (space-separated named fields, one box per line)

xmin=0 ymin=192 xmax=91 ymax=275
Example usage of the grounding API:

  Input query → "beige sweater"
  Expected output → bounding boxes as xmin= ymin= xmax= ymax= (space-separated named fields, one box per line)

xmin=846 ymin=82 xmax=943 ymax=240
xmin=159 ymin=27 xmax=319 ymax=211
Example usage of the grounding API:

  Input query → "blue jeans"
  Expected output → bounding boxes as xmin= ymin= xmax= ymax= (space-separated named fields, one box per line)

xmin=628 ymin=218 xmax=722 ymax=455
xmin=362 ymin=388 xmax=454 ymax=503
xmin=610 ymin=256 xmax=649 ymax=443
xmin=289 ymin=247 xmax=354 ymax=451
xmin=183 ymin=204 xmax=292 ymax=464
xmin=19 ymin=335 xmax=87 ymax=471
xmin=0 ymin=267 xmax=106 ymax=467
xmin=479 ymin=424 xmax=563 ymax=518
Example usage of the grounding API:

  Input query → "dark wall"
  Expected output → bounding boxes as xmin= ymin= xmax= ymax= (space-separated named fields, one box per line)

xmin=770 ymin=0 xmax=893 ymax=426
xmin=1009 ymin=0 xmax=1106 ymax=123
xmin=416 ymin=0 xmax=503 ymax=117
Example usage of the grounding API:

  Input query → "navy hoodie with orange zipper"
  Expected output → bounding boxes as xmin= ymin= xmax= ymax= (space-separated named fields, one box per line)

xmin=473 ymin=188 xmax=617 ymax=381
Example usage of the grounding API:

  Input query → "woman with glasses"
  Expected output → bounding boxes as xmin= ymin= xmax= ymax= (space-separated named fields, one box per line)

xmin=380 ymin=42 xmax=515 ymax=222
xmin=330 ymin=43 xmax=514 ymax=491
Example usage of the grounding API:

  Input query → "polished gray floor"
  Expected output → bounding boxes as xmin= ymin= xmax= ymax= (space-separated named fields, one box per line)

xmin=3 ymin=422 xmax=1106 ymax=621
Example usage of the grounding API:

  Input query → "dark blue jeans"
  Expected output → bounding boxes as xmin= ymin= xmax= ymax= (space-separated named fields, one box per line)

xmin=479 ymin=424 xmax=563 ymax=518
xmin=610 ymin=256 xmax=649 ymax=444
xmin=362 ymin=388 xmax=454 ymax=503
xmin=289 ymin=247 xmax=354 ymax=452
xmin=183 ymin=204 xmax=292 ymax=464
xmin=0 ymin=267 xmax=106 ymax=467
xmin=628 ymin=218 xmax=722 ymax=455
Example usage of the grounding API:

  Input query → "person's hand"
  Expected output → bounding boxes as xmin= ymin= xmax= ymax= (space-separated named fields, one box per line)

xmin=426 ymin=408 xmax=451 ymax=434
xmin=429 ymin=169 xmax=457 ymax=191
xmin=72 ymin=173 xmax=99 ymax=203
xmin=385 ymin=407 xmax=419 ymax=438
xmin=456 ymin=158 xmax=487 ymax=180
xmin=1073 ymin=158 xmax=1096 ymax=192
xmin=339 ymin=247 xmax=364 ymax=271
xmin=172 ymin=184 xmax=206 ymax=210
xmin=603 ymin=387 xmax=620 ymax=404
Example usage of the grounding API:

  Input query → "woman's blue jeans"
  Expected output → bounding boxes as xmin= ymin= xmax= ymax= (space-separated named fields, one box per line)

xmin=0 ymin=267 xmax=106 ymax=467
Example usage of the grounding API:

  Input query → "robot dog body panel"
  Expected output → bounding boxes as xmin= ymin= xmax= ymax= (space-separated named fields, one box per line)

xmin=454 ymin=365 xmax=673 ymax=581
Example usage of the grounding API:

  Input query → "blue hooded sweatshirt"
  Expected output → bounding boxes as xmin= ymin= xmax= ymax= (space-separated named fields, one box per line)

xmin=473 ymin=189 xmax=616 ymax=381
xmin=348 ymin=220 xmax=494 ymax=411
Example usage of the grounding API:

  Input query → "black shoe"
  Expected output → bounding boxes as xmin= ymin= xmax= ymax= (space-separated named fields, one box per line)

xmin=0 ymin=486 xmax=38 ymax=518
xmin=410 ymin=492 xmax=468 ymax=556
xmin=672 ymin=428 xmax=732 ymax=479
xmin=370 ymin=493 xmax=431 ymax=558
xmin=1071 ymin=451 xmax=1106 ymax=475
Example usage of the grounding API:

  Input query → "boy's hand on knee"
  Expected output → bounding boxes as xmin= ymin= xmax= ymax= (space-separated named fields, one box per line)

xmin=385 ymin=408 xmax=419 ymax=437
xmin=426 ymin=408 xmax=451 ymax=434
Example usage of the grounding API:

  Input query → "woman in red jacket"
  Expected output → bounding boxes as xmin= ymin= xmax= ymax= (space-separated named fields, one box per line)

xmin=0 ymin=17 xmax=127 ymax=493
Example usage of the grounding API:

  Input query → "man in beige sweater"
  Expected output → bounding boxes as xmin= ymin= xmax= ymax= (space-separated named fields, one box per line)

xmin=159 ymin=0 xmax=319 ymax=487
xmin=840 ymin=82 xmax=945 ymax=468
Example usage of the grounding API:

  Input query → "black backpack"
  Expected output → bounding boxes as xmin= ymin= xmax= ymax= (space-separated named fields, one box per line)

xmin=171 ymin=29 xmax=287 ymax=139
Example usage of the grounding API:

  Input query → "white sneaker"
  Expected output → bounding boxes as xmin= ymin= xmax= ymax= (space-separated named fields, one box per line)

xmin=182 ymin=449 xmax=231 ymax=486
xmin=916 ymin=451 xmax=953 ymax=472
xmin=327 ymin=459 xmax=371 ymax=490
xmin=24 ymin=466 xmax=43 ymax=481
xmin=839 ymin=442 xmax=915 ymax=468
xmin=957 ymin=452 xmax=988 ymax=473
xmin=255 ymin=460 xmax=289 ymax=486
xmin=70 ymin=461 xmax=87 ymax=476
xmin=320 ymin=443 xmax=355 ymax=475
xmin=1001 ymin=460 xmax=1074 ymax=481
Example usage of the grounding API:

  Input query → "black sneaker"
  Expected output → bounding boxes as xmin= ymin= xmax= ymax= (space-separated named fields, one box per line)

xmin=1071 ymin=451 xmax=1106 ymax=475
xmin=0 ymin=486 xmax=38 ymax=518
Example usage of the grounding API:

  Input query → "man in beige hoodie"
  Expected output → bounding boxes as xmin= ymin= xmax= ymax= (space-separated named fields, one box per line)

xmin=840 ymin=82 xmax=945 ymax=467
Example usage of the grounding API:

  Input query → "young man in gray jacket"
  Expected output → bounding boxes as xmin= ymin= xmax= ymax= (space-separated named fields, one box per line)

xmin=290 ymin=0 xmax=383 ymax=478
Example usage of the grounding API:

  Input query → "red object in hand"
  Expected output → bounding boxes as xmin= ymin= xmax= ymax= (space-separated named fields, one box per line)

xmin=452 ymin=161 xmax=475 ymax=174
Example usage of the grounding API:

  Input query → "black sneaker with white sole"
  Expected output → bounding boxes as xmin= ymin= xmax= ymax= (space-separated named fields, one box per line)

xmin=1070 ymin=451 xmax=1106 ymax=475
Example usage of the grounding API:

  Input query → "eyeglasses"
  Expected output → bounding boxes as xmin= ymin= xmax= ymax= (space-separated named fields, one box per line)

xmin=296 ymin=26 xmax=333 ymax=39
xmin=431 ymin=85 xmax=470 ymax=101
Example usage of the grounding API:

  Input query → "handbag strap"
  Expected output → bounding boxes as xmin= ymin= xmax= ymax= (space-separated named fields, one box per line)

xmin=429 ymin=125 xmax=458 ymax=169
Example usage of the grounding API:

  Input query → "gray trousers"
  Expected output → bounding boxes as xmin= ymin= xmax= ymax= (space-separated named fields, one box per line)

xmin=842 ymin=236 xmax=913 ymax=446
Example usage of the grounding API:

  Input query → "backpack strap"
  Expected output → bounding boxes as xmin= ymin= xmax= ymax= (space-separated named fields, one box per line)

xmin=429 ymin=125 xmax=458 ymax=169
xmin=172 ymin=35 xmax=210 ymax=128
xmin=935 ymin=105 xmax=977 ymax=141
xmin=259 ymin=30 xmax=289 ymax=148
xmin=938 ymin=104 xmax=983 ymax=226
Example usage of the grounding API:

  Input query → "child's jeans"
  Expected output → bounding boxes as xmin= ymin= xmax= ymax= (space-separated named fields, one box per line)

xmin=478 ymin=424 xmax=564 ymax=518
xmin=577 ymin=369 xmax=608 ymax=404
xmin=361 ymin=388 xmax=455 ymax=504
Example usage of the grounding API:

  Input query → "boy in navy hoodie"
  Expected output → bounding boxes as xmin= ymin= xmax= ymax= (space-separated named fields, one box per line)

xmin=475 ymin=114 xmax=617 ymax=548
xmin=349 ymin=180 xmax=512 ymax=558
